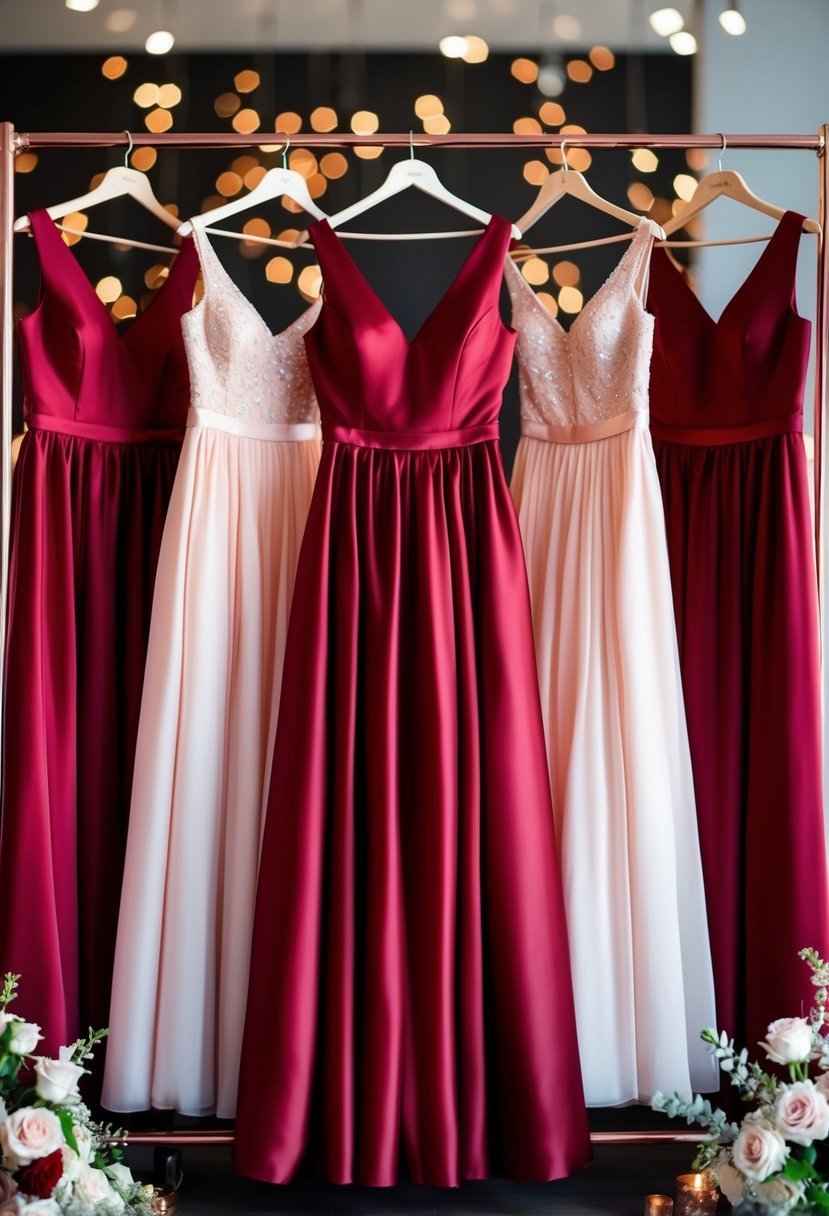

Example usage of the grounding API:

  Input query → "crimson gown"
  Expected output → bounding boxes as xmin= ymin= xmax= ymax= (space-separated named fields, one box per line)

xmin=648 ymin=210 xmax=829 ymax=1052
xmin=0 ymin=210 xmax=198 ymax=1054
xmin=235 ymin=216 xmax=590 ymax=1187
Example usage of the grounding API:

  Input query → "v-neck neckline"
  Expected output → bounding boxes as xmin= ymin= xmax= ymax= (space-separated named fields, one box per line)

xmin=35 ymin=210 xmax=189 ymax=346
xmin=310 ymin=214 xmax=503 ymax=348
xmin=652 ymin=210 xmax=795 ymax=332
xmin=507 ymin=218 xmax=655 ymax=341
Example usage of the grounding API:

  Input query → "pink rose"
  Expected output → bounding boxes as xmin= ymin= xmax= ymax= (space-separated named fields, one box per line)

xmin=815 ymin=1071 xmax=829 ymax=1100
xmin=34 ymin=1053 xmax=86 ymax=1105
xmin=0 ymin=1169 xmax=18 ymax=1214
xmin=775 ymin=1081 xmax=829 ymax=1146
xmin=0 ymin=1107 xmax=63 ymax=1169
xmin=760 ymin=1017 xmax=813 ymax=1065
xmin=732 ymin=1121 xmax=788 ymax=1182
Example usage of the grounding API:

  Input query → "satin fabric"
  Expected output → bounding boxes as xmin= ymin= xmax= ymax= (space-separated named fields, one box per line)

xmin=506 ymin=224 xmax=718 ymax=1107
xmin=235 ymin=216 xmax=590 ymax=1188
xmin=0 ymin=210 xmax=198 ymax=1056
xmin=102 ymin=223 xmax=322 ymax=1120
xmin=648 ymin=210 xmax=829 ymax=1053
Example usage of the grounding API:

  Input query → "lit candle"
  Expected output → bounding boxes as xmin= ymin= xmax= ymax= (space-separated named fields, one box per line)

xmin=644 ymin=1195 xmax=674 ymax=1215
xmin=674 ymin=1172 xmax=718 ymax=1216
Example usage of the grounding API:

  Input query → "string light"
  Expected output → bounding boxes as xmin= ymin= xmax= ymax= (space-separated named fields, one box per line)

xmin=719 ymin=1 xmax=747 ymax=34
xmin=234 ymin=69 xmax=260 ymax=92
xmin=669 ymin=30 xmax=698 ymax=54
xmin=648 ymin=7 xmax=684 ymax=36
xmin=145 ymin=30 xmax=175 ymax=55
xmin=439 ymin=35 xmax=469 ymax=58
xmin=510 ymin=58 xmax=538 ymax=84
xmin=101 ymin=56 xmax=128 ymax=79
xmin=66 ymin=0 xmax=99 ymax=10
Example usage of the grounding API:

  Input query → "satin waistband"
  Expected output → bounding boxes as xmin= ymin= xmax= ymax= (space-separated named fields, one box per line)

xmin=323 ymin=422 xmax=500 ymax=451
xmin=27 ymin=412 xmax=184 ymax=445
xmin=521 ymin=410 xmax=646 ymax=445
xmin=650 ymin=414 xmax=803 ymax=446
xmin=187 ymin=407 xmax=321 ymax=442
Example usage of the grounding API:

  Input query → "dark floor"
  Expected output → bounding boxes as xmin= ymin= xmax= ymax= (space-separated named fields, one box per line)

xmin=123 ymin=1142 xmax=698 ymax=1215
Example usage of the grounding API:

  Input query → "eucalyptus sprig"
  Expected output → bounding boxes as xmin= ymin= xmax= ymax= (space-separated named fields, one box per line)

xmin=0 ymin=971 xmax=21 ymax=1011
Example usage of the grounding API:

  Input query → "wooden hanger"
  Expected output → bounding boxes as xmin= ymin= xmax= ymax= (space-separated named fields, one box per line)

xmin=14 ymin=132 xmax=181 ymax=254
xmin=304 ymin=133 xmax=521 ymax=242
xmin=177 ymin=135 xmax=326 ymax=244
xmin=663 ymin=134 xmax=821 ymax=236
xmin=514 ymin=140 xmax=665 ymax=243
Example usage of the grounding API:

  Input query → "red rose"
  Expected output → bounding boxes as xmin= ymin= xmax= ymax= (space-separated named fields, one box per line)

xmin=16 ymin=1148 xmax=64 ymax=1199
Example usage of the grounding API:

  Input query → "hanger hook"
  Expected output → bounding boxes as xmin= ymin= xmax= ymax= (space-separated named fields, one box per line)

xmin=123 ymin=129 xmax=133 ymax=168
xmin=409 ymin=130 xmax=415 ymax=160
xmin=718 ymin=132 xmax=726 ymax=174
xmin=274 ymin=131 xmax=290 ymax=170
xmin=560 ymin=136 xmax=570 ymax=171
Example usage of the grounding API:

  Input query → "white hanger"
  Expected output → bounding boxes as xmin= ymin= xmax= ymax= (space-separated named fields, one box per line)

xmin=14 ymin=132 xmax=181 ymax=255
xmin=663 ymin=134 xmax=821 ymax=236
xmin=177 ymin=135 xmax=327 ymax=240
xmin=310 ymin=133 xmax=521 ymax=242
xmin=514 ymin=139 xmax=665 ymax=242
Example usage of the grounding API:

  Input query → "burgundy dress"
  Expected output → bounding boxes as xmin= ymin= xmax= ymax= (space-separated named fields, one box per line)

xmin=648 ymin=210 xmax=829 ymax=1052
xmin=235 ymin=216 xmax=590 ymax=1188
xmin=0 ymin=210 xmax=198 ymax=1054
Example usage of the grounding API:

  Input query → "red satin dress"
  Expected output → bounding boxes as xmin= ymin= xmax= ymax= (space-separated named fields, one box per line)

xmin=0 ymin=210 xmax=198 ymax=1054
xmin=648 ymin=210 xmax=829 ymax=1053
xmin=235 ymin=216 xmax=590 ymax=1188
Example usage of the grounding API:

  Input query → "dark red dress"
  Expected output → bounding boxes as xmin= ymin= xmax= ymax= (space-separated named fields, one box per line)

xmin=648 ymin=210 xmax=829 ymax=1052
xmin=0 ymin=210 xmax=198 ymax=1054
xmin=235 ymin=217 xmax=590 ymax=1187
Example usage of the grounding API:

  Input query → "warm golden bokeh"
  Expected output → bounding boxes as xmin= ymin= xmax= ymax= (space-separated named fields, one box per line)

xmin=566 ymin=60 xmax=593 ymax=84
xmin=133 ymin=82 xmax=160 ymax=108
xmin=234 ymin=69 xmax=260 ymax=93
xmin=567 ymin=148 xmax=592 ymax=172
xmin=14 ymin=153 xmax=38 ymax=174
xmin=628 ymin=182 xmax=655 ymax=211
xmin=130 ymin=146 xmax=157 ymax=171
xmin=216 ymin=171 xmax=244 ymax=197
xmin=233 ymin=109 xmax=261 ymax=134
xmin=275 ymin=111 xmax=303 ymax=135
xmin=320 ymin=152 xmax=348 ymax=180
xmin=297 ymin=264 xmax=323 ymax=300
xmin=308 ymin=173 xmax=328 ymax=199
xmin=414 ymin=94 xmax=443 ymax=119
xmin=244 ymin=166 xmax=267 ymax=190
xmin=514 ymin=116 xmax=542 ymax=136
xmin=553 ymin=260 xmax=580 ymax=287
xmin=511 ymin=57 xmax=538 ymax=84
xmin=558 ymin=285 xmax=584 ymax=314
xmin=61 ymin=211 xmax=88 ymax=247
xmin=462 ymin=35 xmax=489 ymax=63
xmin=673 ymin=173 xmax=698 ymax=201
xmin=96 ymin=276 xmax=122 ymax=304
xmin=521 ymin=256 xmax=549 ymax=286
xmin=686 ymin=148 xmax=709 ymax=171
xmin=589 ymin=45 xmax=615 ymax=70
xmin=354 ymin=146 xmax=384 ymax=159
xmin=145 ymin=108 xmax=174 ymax=133
xmin=351 ymin=110 xmax=380 ymax=135
xmin=539 ymin=101 xmax=566 ymax=127
xmin=158 ymin=83 xmax=182 ymax=109
xmin=631 ymin=148 xmax=659 ymax=173
xmin=102 ymin=55 xmax=128 ymax=80
xmin=111 ymin=295 xmax=137 ymax=320
xmin=144 ymin=264 xmax=169 ymax=289
xmin=523 ymin=160 xmax=549 ymax=186
xmin=537 ymin=291 xmax=559 ymax=316
xmin=289 ymin=149 xmax=318 ymax=179
xmin=231 ymin=154 xmax=259 ymax=176
xmin=242 ymin=217 xmax=271 ymax=243
xmin=266 ymin=256 xmax=293 ymax=284
xmin=310 ymin=106 xmax=338 ymax=132
xmin=422 ymin=115 xmax=451 ymax=134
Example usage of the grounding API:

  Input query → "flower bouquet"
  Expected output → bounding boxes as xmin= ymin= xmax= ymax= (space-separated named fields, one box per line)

xmin=0 ymin=973 xmax=153 ymax=1214
xmin=653 ymin=948 xmax=829 ymax=1214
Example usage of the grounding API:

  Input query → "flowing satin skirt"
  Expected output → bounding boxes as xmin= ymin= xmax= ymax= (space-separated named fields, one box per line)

xmin=510 ymin=427 xmax=718 ymax=1106
xmin=235 ymin=437 xmax=590 ymax=1188
xmin=653 ymin=430 xmax=829 ymax=1054
xmin=103 ymin=417 xmax=321 ymax=1118
xmin=0 ymin=428 xmax=180 ymax=1056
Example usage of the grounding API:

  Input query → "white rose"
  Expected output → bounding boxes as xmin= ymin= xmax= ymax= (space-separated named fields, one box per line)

xmin=816 ymin=1072 xmax=829 ymax=1100
xmin=754 ymin=1176 xmax=805 ymax=1207
xmin=761 ymin=1017 xmax=813 ymax=1065
xmin=70 ymin=1125 xmax=92 ymax=1167
xmin=776 ymin=1080 xmax=829 ymax=1146
xmin=0 ymin=1107 xmax=63 ymax=1168
xmin=59 ymin=1145 xmax=81 ymax=1184
xmin=5 ymin=1021 xmax=42 ymax=1057
xmin=106 ymin=1162 xmax=135 ymax=1190
xmin=16 ymin=1201 xmax=61 ymax=1214
xmin=72 ymin=1166 xmax=124 ymax=1211
xmin=34 ymin=1056 xmax=85 ymax=1106
xmin=717 ymin=1162 xmax=746 ymax=1205
xmin=732 ymin=1121 xmax=789 ymax=1182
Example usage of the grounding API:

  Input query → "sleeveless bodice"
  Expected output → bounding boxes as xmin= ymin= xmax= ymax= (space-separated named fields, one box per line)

xmin=305 ymin=216 xmax=515 ymax=447
xmin=18 ymin=209 xmax=199 ymax=440
xmin=184 ymin=225 xmax=320 ymax=429
xmin=648 ymin=210 xmax=810 ymax=442
xmin=505 ymin=218 xmax=659 ymax=442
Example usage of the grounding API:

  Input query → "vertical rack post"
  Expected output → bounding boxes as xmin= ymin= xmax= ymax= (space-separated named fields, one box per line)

xmin=0 ymin=123 xmax=16 ymax=722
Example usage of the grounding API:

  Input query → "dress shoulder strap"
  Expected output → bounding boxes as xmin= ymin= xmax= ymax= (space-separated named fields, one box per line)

xmin=763 ymin=210 xmax=807 ymax=310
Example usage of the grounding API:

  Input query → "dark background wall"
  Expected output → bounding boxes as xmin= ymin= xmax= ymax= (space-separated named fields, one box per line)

xmin=1 ymin=49 xmax=691 ymax=467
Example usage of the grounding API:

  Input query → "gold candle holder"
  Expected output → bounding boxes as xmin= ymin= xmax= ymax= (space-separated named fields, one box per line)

xmin=674 ymin=1173 xmax=718 ymax=1216
xmin=644 ymin=1195 xmax=674 ymax=1215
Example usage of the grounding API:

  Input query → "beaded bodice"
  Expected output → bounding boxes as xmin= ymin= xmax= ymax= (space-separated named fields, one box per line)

xmin=505 ymin=219 xmax=659 ymax=433
xmin=184 ymin=224 xmax=320 ymax=426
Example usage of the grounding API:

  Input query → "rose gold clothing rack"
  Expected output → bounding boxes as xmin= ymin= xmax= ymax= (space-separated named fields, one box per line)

xmin=0 ymin=125 xmax=827 ymax=1154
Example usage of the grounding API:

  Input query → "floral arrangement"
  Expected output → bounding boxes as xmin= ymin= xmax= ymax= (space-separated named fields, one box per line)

xmin=0 ymin=973 xmax=154 ymax=1214
xmin=653 ymin=948 xmax=829 ymax=1213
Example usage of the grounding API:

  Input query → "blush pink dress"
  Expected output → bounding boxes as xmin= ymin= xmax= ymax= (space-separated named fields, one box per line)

xmin=102 ymin=225 xmax=322 ymax=1119
xmin=234 ymin=216 xmax=590 ymax=1188
xmin=507 ymin=219 xmax=718 ymax=1106
xmin=0 ymin=210 xmax=198 ymax=1057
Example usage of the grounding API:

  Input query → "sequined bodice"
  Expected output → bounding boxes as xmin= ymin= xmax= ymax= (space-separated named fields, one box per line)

xmin=505 ymin=219 xmax=659 ymax=433
xmin=184 ymin=225 xmax=320 ymax=426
